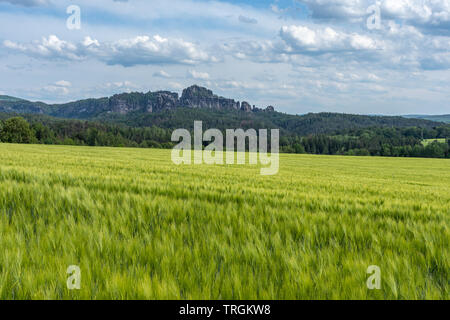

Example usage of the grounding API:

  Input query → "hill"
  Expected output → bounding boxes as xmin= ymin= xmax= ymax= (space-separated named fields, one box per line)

xmin=0 ymin=95 xmax=25 ymax=102
xmin=0 ymin=85 xmax=444 ymax=136
xmin=96 ymin=107 xmax=445 ymax=136
xmin=404 ymin=114 xmax=450 ymax=123
xmin=0 ymin=96 xmax=53 ymax=115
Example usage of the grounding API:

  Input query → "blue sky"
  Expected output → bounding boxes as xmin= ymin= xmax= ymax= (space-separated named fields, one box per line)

xmin=0 ymin=0 xmax=449 ymax=115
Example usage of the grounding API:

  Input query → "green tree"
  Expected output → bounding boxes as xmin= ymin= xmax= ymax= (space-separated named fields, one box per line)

xmin=32 ymin=122 xmax=55 ymax=144
xmin=87 ymin=128 xmax=99 ymax=146
xmin=0 ymin=117 xmax=34 ymax=144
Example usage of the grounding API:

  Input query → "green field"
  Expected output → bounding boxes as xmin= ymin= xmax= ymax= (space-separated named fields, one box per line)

xmin=0 ymin=143 xmax=448 ymax=300
xmin=422 ymin=138 xmax=447 ymax=146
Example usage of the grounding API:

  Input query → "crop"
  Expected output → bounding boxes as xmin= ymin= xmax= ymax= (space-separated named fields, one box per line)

xmin=0 ymin=143 xmax=448 ymax=299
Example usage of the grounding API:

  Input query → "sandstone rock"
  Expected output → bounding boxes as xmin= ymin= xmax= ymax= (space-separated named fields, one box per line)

xmin=55 ymin=85 xmax=269 ymax=117
xmin=180 ymin=85 xmax=240 ymax=110
xmin=147 ymin=91 xmax=179 ymax=113
xmin=241 ymin=101 xmax=252 ymax=112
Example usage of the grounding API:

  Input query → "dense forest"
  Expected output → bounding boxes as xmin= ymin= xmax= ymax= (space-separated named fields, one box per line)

xmin=1 ymin=113 xmax=449 ymax=159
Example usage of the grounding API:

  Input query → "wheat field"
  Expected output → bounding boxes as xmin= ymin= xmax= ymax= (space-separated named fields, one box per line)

xmin=0 ymin=143 xmax=448 ymax=299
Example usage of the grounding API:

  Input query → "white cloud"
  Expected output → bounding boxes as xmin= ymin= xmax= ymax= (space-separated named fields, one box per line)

xmin=188 ymin=70 xmax=210 ymax=80
xmin=2 ymin=34 xmax=215 ymax=67
xmin=298 ymin=0 xmax=450 ymax=33
xmin=3 ymin=35 xmax=81 ymax=61
xmin=101 ymin=35 xmax=213 ymax=67
xmin=280 ymin=25 xmax=381 ymax=53
xmin=220 ymin=39 xmax=290 ymax=64
xmin=82 ymin=36 xmax=100 ymax=47
xmin=41 ymin=80 xmax=72 ymax=96
xmin=153 ymin=70 xmax=172 ymax=78
xmin=168 ymin=81 xmax=184 ymax=89
xmin=0 ymin=0 xmax=50 ymax=6
xmin=220 ymin=80 xmax=265 ymax=90
xmin=367 ymin=73 xmax=382 ymax=82
xmin=100 ymin=81 xmax=140 ymax=93
xmin=43 ymin=86 xmax=69 ymax=95
xmin=54 ymin=80 xmax=71 ymax=87
xmin=386 ymin=21 xmax=424 ymax=38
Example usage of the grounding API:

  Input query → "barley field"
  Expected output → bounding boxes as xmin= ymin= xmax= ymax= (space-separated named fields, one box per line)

xmin=0 ymin=143 xmax=448 ymax=300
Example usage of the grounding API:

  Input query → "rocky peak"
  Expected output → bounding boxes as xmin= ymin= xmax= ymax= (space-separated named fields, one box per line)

xmin=181 ymin=85 xmax=214 ymax=100
xmin=48 ymin=85 xmax=276 ymax=117
xmin=109 ymin=93 xmax=144 ymax=114
xmin=106 ymin=85 xmax=274 ymax=114
xmin=241 ymin=101 xmax=252 ymax=112
xmin=0 ymin=85 xmax=277 ymax=119
xmin=147 ymin=91 xmax=179 ymax=113
xmin=180 ymin=85 xmax=240 ymax=110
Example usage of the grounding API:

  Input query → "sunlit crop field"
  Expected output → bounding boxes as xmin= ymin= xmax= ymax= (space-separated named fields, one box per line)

xmin=0 ymin=143 xmax=448 ymax=300
xmin=422 ymin=138 xmax=447 ymax=146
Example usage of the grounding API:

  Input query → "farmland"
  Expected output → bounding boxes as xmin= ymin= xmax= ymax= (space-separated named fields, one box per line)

xmin=422 ymin=138 xmax=447 ymax=146
xmin=0 ymin=143 xmax=448 ymax=299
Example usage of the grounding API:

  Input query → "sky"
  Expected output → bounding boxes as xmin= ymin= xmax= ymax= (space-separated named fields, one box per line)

xmin=0 ymin=0 xmax=449 ymax=115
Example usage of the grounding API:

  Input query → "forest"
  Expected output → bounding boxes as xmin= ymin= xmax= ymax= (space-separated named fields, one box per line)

xmin=1 ymin=114 xmax=449 ymax=159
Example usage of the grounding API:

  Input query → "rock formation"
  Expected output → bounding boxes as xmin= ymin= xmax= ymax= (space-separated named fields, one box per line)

xmin=0 ymin=85 xmax=276 ymax=118
xmin=241 ymin=101 xmax=252 ymax=112
xmin=179 ymin=85 xmax=241 ymax=110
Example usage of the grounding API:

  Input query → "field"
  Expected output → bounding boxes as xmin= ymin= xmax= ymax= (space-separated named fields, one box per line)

xmin=422 ymin=138 xmax=447 ymax=146
xmin=0 ymin=143 xmax=448 ymax=300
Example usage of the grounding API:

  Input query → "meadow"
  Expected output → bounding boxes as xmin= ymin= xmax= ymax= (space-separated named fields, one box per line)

xmin=422 ymin=138 xmax=447 ymax=146
xmin=0 ymin=143 xmax=448 ymax=300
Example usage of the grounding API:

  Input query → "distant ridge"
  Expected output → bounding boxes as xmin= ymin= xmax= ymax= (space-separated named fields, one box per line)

xmin=0 ymin=95 xmax=26 ymax=102
xmin=403 ymin=114 xmax=450 ymax=123
xmin=0 ymin=85 xmax=275 ymax=120
xmin=0 ymin=85 xmax=446 ymax=136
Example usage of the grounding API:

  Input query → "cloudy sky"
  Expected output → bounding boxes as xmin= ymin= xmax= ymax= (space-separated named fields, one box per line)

xmin=0 ymin=0 xmax=449 ymax=115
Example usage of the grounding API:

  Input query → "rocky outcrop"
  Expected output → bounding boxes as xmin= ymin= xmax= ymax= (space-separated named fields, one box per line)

xmin=147 ymin=91 xmax=179 ymax=113
xmin=177 ymin=86 xmax=278 ymax=113
xmin=108 ymin=91 xmax=179 ymax=114
xmin=241 ymin=101 xmax=252 ymax=112
xmin=60 ymin=85 xmax=274 ymax=117
xmin=110 ymin=98 xmax=131 ymax=114
xmin=0 ymin=85 xmax=276 ymax=119
xmin=109 ymin=93 xmax=143 ymax=114
xmin=179 ymin=85 xmax=240 ymax=110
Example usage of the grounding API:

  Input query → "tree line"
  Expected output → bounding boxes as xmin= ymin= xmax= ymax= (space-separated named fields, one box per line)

xmin=0 ymin=116 xmax=174 ymax=149
xmin=0 ymin=116 xmax=449 ymax=159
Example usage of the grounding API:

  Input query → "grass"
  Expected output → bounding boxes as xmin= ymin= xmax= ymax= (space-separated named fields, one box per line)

xmin=422 ymin=138 xmax=447 ymax=146
xmin=0 ymin=143 xmax=448 ymax=300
